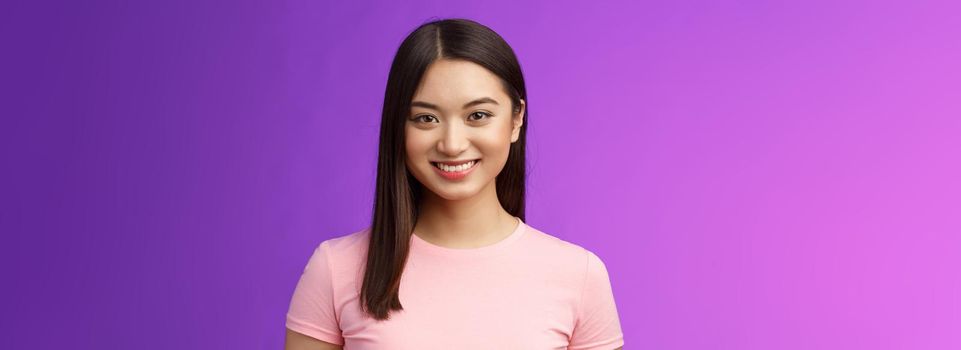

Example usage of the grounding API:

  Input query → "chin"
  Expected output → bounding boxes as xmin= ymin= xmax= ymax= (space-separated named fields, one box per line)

xmin=427 ymin=185 xmax=481 ymax=201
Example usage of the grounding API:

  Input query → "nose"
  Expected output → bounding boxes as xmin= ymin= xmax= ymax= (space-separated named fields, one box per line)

xmin=437 ymin=121 xmax=469 ymax=157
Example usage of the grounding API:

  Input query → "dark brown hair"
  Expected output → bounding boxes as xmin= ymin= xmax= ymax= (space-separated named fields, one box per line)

xmin=360 ymin=18 xmax=529 ymax=321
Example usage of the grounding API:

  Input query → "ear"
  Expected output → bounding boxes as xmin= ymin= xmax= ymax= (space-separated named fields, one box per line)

xmin=510 ymin=99 xmax=526 ymax=143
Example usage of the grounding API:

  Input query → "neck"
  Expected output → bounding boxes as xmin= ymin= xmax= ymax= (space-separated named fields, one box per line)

xmin=413 ymin=180 xmax=517 ymax=249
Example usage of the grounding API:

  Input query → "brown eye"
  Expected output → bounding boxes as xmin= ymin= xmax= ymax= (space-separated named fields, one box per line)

xmin=413 ymin=115 xmax=437 ymax=123
xmin=468 ymin=111 xmax=492 ymax=121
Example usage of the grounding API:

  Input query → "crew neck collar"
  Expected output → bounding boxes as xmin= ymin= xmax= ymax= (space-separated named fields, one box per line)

xmin=410 ymin=216 xmax=526 ymax=258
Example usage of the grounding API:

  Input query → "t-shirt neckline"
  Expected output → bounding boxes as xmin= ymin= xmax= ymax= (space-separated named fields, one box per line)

xmin=410 ymin=216 xmax=526 ymax=258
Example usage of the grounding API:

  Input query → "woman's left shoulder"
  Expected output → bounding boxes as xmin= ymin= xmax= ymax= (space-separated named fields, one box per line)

xmin=520 ymin=223 xmax=599 ymax=264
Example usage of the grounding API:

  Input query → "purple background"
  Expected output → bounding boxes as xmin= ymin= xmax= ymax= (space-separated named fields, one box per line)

xmin=2 ymin=1 xmax=959 ymax=349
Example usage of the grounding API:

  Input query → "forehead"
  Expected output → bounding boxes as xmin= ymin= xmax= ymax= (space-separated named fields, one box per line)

xmin=411 ymin=59 xmax=505 ymax=107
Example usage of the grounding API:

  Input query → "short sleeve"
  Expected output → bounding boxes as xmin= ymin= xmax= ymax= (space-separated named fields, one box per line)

xmin=285 ymin=240 xmax=345 ymax=345
xmin=568 ymin=250 xmax=624 ymax=350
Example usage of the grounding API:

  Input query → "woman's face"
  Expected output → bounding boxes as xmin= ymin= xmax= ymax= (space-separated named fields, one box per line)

xmin=405 ymin=59 xmax=525 ymax=202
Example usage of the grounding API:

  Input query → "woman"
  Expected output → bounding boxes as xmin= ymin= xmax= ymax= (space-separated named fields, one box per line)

xmin=285 ymin=18 xmax=623 ymax=350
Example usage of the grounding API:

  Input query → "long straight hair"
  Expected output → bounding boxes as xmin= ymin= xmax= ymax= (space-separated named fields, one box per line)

xmin=360 ymin=18 xmax=529 ymax=321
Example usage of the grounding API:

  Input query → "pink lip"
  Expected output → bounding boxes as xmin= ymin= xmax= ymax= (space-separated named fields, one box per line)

xmin=432 ymin=160 xmax=479 ymax=181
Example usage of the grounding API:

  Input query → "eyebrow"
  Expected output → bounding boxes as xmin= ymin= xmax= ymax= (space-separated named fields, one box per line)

xmin=410 ymin=97 xmax=499 ymax=111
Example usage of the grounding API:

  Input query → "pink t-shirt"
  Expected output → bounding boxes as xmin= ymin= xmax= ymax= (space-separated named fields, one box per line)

xmin=285 ymin=217 xmax=624 ymax=349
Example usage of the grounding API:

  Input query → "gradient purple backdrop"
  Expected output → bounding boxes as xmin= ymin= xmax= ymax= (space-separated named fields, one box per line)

xmin=2 ymin=1 xmax=959 ymax=349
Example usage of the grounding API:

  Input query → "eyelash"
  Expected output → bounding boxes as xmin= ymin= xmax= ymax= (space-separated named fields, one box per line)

xmin=412 ymin=111 xmax=492 ymax=123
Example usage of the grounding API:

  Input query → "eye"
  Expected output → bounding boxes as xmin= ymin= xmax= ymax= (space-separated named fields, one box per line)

xmin=412 ymin=115 xmax=438 ymax=123
xmin=468 ymin=111 xmax=492 ymax=121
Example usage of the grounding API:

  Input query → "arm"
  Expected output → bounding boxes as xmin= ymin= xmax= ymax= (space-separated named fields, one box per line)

xmin=285 ymin=328 xmax=343 ymax=350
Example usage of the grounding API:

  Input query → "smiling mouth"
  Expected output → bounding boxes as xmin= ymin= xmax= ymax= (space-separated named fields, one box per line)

xmin=431 ymin=159 xmax=480 ymax=172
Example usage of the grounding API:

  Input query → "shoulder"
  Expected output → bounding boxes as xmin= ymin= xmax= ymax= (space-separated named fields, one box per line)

xmin=320 ymin=226 xmax=370 ymax=254
xmin=523 ymin=223 xmax=598 ymax=257
xmin=519 ymin=223 xmax=604 ymax=276
xmin=307 ymin=227 xmax=371 ymax=278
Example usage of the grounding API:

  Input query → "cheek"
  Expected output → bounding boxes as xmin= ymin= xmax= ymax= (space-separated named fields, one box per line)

xmin=405 ymin=130 xmax=434 ymax=164
xmin=475 ymin=130 xmax=513 ymax=158
xmin=497 ymin=119 xmax=517 ymax=144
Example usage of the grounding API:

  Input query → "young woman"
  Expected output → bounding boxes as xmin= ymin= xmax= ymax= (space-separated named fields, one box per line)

xmin=285 ymin=18 xmax=623 ymax=350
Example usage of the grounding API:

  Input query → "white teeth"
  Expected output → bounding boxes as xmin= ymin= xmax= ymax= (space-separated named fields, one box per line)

xmin=434 ymin=160 xmax=475 ymax=172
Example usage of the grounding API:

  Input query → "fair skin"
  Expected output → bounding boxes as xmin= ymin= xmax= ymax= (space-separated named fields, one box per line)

xmin=286 ymin=58 xmax=622 ymax=350
xmin=404 ymin=58 xmax=525 ymax=247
